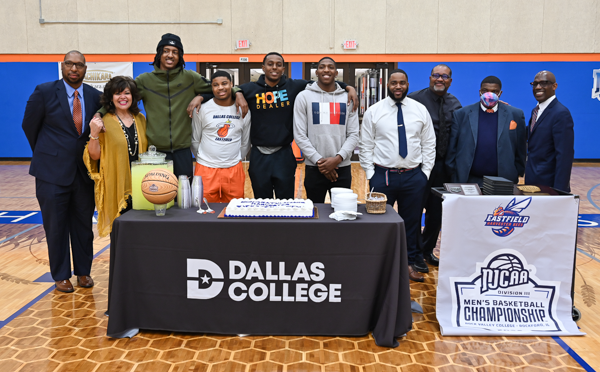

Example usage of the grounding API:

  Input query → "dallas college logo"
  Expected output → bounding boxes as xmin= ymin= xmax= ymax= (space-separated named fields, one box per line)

xmin=484 ymin=197 xmax=532 ymax=237
xmin=187 ymin=259 xmax=342 ymax=303
xmin=450 ymin=249 xmax=563 ymax=333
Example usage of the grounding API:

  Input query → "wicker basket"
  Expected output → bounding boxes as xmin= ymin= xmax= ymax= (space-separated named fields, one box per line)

xmin=365 ymin=192 xmax=387 ymax=214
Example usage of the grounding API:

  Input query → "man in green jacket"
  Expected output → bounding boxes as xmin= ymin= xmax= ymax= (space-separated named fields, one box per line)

xmin=97 ymin=33 xmax=247 ymax=178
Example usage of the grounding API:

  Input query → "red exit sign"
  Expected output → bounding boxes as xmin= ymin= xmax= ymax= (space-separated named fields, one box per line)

xmin=236 ymin=40 xmax=250 ymax=49
xmin=342 ymin=40 xmax=358 ymax=50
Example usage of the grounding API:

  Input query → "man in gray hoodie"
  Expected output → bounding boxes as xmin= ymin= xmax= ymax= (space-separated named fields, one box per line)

xmin=293 ymin=57 xmax=359 ymax=202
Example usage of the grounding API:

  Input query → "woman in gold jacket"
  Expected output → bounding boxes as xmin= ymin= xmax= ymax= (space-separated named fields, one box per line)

xmin=84 ymin=76 xmax=147 ymax=237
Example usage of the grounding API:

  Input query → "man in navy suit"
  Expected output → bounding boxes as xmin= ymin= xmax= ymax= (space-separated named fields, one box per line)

xmin=22 ymin=51 xmax=102 ymax=293
xmin=525 ymin=71 xmax=574 ymax=192
xmin=446 ymin=76 xmax=526 ymax=186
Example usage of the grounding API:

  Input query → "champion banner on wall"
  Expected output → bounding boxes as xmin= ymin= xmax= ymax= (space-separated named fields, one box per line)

xmin=58 ymin=62 xmax=133 ymax=91
xmin=436 ymin=195 xmax=584 ymax=336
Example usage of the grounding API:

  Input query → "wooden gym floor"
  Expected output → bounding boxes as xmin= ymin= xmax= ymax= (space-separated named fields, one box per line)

xmin=0 ymin=161 xmax=599 ymax=372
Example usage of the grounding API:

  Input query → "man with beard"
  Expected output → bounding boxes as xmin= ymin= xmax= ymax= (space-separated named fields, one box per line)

xmin=238 ymin=52 xmax=357 ymax=199
xmin=359 ymin=69 xmax=436 ymax=282
xmin=408 ymin=64 xmax=462 ymax=269
xmin=22 ymin=51 xmax=102 ymax=293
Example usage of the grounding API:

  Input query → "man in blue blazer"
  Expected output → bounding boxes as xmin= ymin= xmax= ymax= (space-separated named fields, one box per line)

xmin=22 ymin=51 xmax=102 ymax=293
xmin=446 ymin=76 xmax=526 ymax=186
xmin=525 ymin=71 xmax=574 ymax=192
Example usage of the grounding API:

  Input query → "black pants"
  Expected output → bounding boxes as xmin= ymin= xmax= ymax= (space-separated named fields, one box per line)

xmin=165 ymin=147 xmax=194 ymax=179
xmin=304 ymin=165 xmax=352 ymax=203
xmin=420 ymin=158 xmax=449 ymax=256
xmin=36 ymin=173 xmax=95 ymax=281
xmin=370 ymin=166 xmax=427 ymax=266
xmin=248 ymin=146 xmax=297 ymax=199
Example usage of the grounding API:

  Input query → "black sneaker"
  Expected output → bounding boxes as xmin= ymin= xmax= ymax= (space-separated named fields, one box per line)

xmin=413 ymin=259 xmax=429 ymax=273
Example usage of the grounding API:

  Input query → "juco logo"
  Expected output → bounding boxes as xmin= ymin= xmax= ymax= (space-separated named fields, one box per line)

xmin=480 ymin=254 xmax=529 ymax=293
xmin=187 ymin=259 xmax=342 ymax=303
xmin=451 ymin=249 xmax=562 ymax=332
xmin=484 ymin=197 xmax=532 ymax=237
xmin=593 ymin=69 xmax=600 ymax=101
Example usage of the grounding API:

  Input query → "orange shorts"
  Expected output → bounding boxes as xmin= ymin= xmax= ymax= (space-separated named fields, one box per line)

xmin=194 ymin=162 xmax=245 ymax=203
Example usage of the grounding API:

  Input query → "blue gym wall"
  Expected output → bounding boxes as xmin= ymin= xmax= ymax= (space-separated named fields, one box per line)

xmin=3 ymin=61 xmax=600 ymax=159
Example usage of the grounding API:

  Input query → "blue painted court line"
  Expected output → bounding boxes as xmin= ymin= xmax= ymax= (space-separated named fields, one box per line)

xmin=553 ymin=336 xmax=596 ymax=372
xmin=0 ymin=242 xmax=111 ymax=328
xmin=577 ymin=248 xmax=600 ymax=264
xmin=0 ymin=224 xmax=41 ymax=245
xmin=0 ymin=211 xmax=98 ymax=225
xmin=587 ymin=183 xmax=600 ymax=212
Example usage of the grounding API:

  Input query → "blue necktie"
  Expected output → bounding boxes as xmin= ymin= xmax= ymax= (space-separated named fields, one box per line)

xmin=396 ymin=103 xmax=408 ymax=158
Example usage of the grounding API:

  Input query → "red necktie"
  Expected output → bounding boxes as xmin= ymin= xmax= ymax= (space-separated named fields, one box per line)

xmin=530 ymin=105 xmax=539 ymax=133
xmin=73 ymin=90 xmax=82 ymax=135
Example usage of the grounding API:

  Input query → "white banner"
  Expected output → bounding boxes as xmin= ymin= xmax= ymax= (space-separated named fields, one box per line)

xmin=58 ymin=62 xmax=134 ymax=92
xmin=436 ymin=195 xmax=583 ymax=336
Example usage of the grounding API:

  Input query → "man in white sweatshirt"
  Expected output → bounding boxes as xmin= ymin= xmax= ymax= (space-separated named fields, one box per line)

xmin=191 ymin=71 xmax=251 ymax=203
xmin=293 ymin=57 xmax=359 ymax=202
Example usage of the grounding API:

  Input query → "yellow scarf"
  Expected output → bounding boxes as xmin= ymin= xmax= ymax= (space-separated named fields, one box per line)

xmin=84 ymin=113 xmax=147 ymax=237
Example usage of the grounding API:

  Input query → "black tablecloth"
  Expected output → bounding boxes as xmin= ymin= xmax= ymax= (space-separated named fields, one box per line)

xmin=107 ymin=203 xmax=412 ymax=347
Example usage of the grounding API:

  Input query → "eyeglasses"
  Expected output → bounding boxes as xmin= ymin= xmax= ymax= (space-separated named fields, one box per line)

xmin=63 ymin=61 xmax=86 ymax=69
xmin=431 ymin=73 xmax=450 ymax=80
xmin=530 ymin=81 xmax=554 ymax=88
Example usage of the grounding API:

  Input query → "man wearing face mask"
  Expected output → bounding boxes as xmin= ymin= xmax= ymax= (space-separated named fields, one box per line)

xmin=408 ymin=64 xmax=462 ymax=268
xmin=359 ymin=69 xmax=436 ymax=282
xmin=446 ymin=76 xmax=526 ymax=187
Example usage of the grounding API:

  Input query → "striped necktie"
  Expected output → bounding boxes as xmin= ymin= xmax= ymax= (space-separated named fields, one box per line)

xmin=530 ymin=104 xmax=540 ymax=133
xmin=73 ymin=90 xmax=83 ymax=135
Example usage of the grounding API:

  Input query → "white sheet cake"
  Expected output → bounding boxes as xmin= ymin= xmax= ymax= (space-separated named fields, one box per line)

xmin=225 ymin=198 xmax=314 ymax=218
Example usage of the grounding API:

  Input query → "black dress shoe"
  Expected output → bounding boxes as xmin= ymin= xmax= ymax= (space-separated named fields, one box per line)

xmin=413 ymin=260 xmax=429 ymax=273
xmin=425 ymin=252 xmax=439 ymax=266
xmin=408 ymin=265 xmax=424 ymax=282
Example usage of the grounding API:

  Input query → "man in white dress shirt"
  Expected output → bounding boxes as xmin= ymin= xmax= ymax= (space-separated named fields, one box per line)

xmin=359 ymin=69 xmax=436 ymax=282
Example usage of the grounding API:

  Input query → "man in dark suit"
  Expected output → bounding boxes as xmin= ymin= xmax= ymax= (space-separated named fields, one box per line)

xmin=409 ymin=64 xmax=462 ymax=268
xmin=446 ymin=76 xmax=526 ymax=186
xmin=525 ymin=71 xmax=574 ymax=192
xmin=22 ymin=51 xmax=102 ymax=293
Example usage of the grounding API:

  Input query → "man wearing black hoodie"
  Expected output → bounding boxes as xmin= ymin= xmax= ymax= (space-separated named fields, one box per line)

xmin=239 ymin=52 xmax=357 ymax=199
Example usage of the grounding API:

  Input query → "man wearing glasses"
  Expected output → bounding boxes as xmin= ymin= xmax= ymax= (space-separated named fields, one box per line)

xmin=525 ymin=71 xmax=574 ymax=192
xmin=22 ymin=51 xmax=102 ymax=293
xmin=408 ymin=64 xmax=462 ymax=269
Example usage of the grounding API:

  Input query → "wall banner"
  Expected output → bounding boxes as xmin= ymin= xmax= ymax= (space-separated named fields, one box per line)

xmin=436 ymin=195 xmax=583 ymax=336
xmin=58 ymin=62 xmax=133 ymax=91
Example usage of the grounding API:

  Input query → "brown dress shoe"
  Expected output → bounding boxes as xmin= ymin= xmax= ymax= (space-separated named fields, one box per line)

xmin=408 ymin=265 xmax=424 ymax=282
xmin=77 ymin=275 xmax=94 ymax=288
xmin=55 ymin=280 xmax=74 ymax=293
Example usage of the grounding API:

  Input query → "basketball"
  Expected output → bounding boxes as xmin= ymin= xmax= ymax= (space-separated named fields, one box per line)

xmin=141 ymin=168 xmax=178 ymax=205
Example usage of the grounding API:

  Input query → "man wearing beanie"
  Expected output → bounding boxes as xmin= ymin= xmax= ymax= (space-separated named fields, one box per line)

xmin=96 ymin=33 xmax=247 ymax=179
